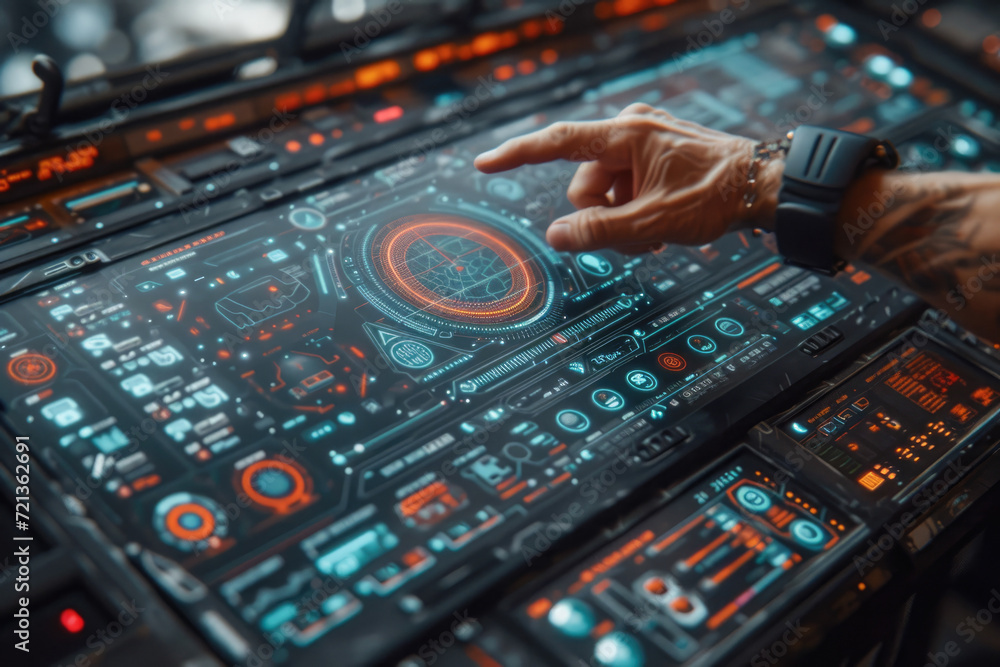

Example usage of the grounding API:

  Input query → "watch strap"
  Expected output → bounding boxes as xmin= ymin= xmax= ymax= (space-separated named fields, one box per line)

xmin=775 ymin=125 xmax=898 ymax=275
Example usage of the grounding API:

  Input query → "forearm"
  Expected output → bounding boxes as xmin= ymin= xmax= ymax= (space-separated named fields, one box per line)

xmin=751 ymin=161 xmax=1000 ymax=343
xmin=833 ymin=169 xmax=1000 ymax=343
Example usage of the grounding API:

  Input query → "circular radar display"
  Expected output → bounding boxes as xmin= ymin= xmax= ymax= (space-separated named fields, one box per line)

xmin=240 ymin=459 xmax=312 ymax=513
xmin=8 ymin=353 xmax=57 ymax=384
xmin=153 ymin=493 xmax=228 ymax=553
xmin=360 ymin=213 xmax=559 ymax=336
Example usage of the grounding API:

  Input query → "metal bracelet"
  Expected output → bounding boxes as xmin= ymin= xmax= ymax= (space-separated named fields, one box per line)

xmin=743 ymin=131 xmax=794 ymax=212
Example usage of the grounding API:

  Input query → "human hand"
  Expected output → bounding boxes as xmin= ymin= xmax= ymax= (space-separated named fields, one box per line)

xmin=474 ymin=103 xmax=783 ymax=254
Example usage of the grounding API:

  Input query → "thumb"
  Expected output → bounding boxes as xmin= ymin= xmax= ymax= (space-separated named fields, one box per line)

xmin=545 ymin=199 xmax=647 ymax=252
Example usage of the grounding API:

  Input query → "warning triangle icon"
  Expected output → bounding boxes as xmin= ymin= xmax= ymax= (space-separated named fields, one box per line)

xmin=363 ymin=323 xmax=467 ymax=376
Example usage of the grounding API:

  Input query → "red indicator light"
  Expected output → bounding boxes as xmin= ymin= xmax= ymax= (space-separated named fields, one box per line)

xmin=146 ymin=129 xmax=163 ymax=142
xmin=658 ymin=352 xmax=687 ymax=371
xmin=521 ymin=20 xmax=542 ymax=39
xmin=308 ymin=133 xmax=324 ymax=146
xmin=275 ymin=92 xmax=303 ymax=113
xmin=304 ymin=84 xmax=326 ymax=105
xmin=374 ymin=105 xmax=404 ymax=124
xmin=471 ymin=32 xmax=502 ymax=56
xmin=414 ymin=50 xmax=439 ymax=71
xmin=60 ymin=608 xmax=84 ymax=634
xmin=355 ymin=60 xmax=401 ymax=89
xmin=285 ymin=140 xmax=302 ymax=153
xmin=815 ymin=14 xmax=837 ymax=32
xmin=204 ymin=112 xmax=236 ymax=132
xmin=495 ymin=64 xmax=515 ymax=81
xmin=329 ymin=80 xmax=355 ymax=97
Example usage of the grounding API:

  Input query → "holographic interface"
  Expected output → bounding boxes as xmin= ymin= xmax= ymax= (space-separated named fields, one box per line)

xmin=0 ymin=16 xmax=964 ymax=664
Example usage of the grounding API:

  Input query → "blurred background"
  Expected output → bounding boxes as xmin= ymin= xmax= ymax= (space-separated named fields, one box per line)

xmin=0 ymin=0 xmax=495 ymax=98
xmin=1 ymin=0 xmax=293 ymax=95
xmin=1 ymin=0 xmax=998 ymax=100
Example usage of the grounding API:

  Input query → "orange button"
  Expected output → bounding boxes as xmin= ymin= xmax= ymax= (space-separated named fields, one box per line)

xmin=670 ymin=597 xmax=693 ymax=613
xmin=658 ymin=352 xmax=687 ymax=371
xmin=643 ymin=577 xmax=667 ymax=595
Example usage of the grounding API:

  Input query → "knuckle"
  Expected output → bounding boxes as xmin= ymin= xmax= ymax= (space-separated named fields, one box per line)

xmin=578 ymin=209 xmax=612 ymax=247
xmin=566 ymin=187 xmax=585 ymax=208
xmin=620 ymin=102 xmax=653 ymax=116
xmin=572 ymin=218 xmax=596 ymax=248
xmin=566 ymin=170 xmax=587 ymax=203
xmin=548 ymin=121 xmax=574 ymax=142
xmin=620 ymin=115 xmax=662 ymax=135
xmin=573 ymin=209 xmax=594 ymax=248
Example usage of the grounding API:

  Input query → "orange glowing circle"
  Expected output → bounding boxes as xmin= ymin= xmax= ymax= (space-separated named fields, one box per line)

xmin=165 ymin=502 xmax=216 ymax=542
xmin=658 ymin=352 xmax=687 ymax=371
xmin=414 ymin=50 xmax=440 ymax=71
xmin=815 ymin=14 xmax=837 ymax=33
xmin=8 ymin=353 xmax=57 ymax=384
xmin=372 ymin=215 xmax=546 ymax=325
xmin=495 ymin=64 xmax=515 ymax=81
xmin=241 ymin=459 xmax=309 ymax=512
xmin=516 ymin=60 xmax=536 ymax=76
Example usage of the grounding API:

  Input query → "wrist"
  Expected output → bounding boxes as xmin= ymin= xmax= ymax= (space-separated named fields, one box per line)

xmin=747 ymin=155 xmax=784 ymax=232
xmin=833 ymin=167 xmax=900 ymax=261
xmin=733 ymin=137 xmax=788 ymax=233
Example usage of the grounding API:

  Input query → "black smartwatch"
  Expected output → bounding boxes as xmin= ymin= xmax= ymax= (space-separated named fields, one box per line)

xmin=775 ymin=125 xmax=899 ymax=275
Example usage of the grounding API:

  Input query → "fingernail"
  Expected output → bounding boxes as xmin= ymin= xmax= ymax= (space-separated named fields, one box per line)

xmin=475 ymin=149 xmax=496 ymax=162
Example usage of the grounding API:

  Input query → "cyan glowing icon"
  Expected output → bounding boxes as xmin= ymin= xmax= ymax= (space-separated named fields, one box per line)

xmin=576 ymin=253 xmax=613 ymax=277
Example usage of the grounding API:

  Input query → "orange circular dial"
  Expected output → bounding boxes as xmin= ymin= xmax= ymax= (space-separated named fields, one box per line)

xmin=371 ymin=214 xmax=548 ymax=326
xmin=241 ymin=459 xmax=310 ymax=513
xmin=8 ymin=353 xmax=57 ymax=384
xmin=658 ymin=352 xmax=687 ymax=372
xmin=164 ymin=502 xmax=216 ymax=542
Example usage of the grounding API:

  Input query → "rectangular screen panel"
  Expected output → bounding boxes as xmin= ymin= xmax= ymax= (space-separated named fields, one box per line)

xmin=781 ymin=337 xmax=1000 ymax=499
xmin=513 ymin=450 xmax=858 ymax=666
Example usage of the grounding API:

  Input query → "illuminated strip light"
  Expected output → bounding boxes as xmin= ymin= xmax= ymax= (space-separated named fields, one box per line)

xmin=312 ymin=254 xmax=329 ymax=295
xmin=0 ymin=215 xmax=29 ymax=228
xmin=416 ymin=353 xmax=474 ymax=384
xmin=459 ymin=298 xmax=634 ymax=393
xmin=736 ymin=261 xmax=782 ymax=290
xmin=65 ymin=180 xmax=139 ymax=212
xmin=436 ymin=510 xmax=504 ymax=551
xmin=328 ymin=250 xmax=349 ymax=300
xmin=706 ymin=556 xmax=789 ymax=630
xmin=356 ymin=547 xmax=436 ymax=595
xmin=373 ymin=105 xmax=404 ymax=124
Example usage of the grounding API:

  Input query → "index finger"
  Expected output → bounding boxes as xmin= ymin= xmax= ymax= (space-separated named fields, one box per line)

xmin=474 ymin=119 xmax=622 ymax=173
